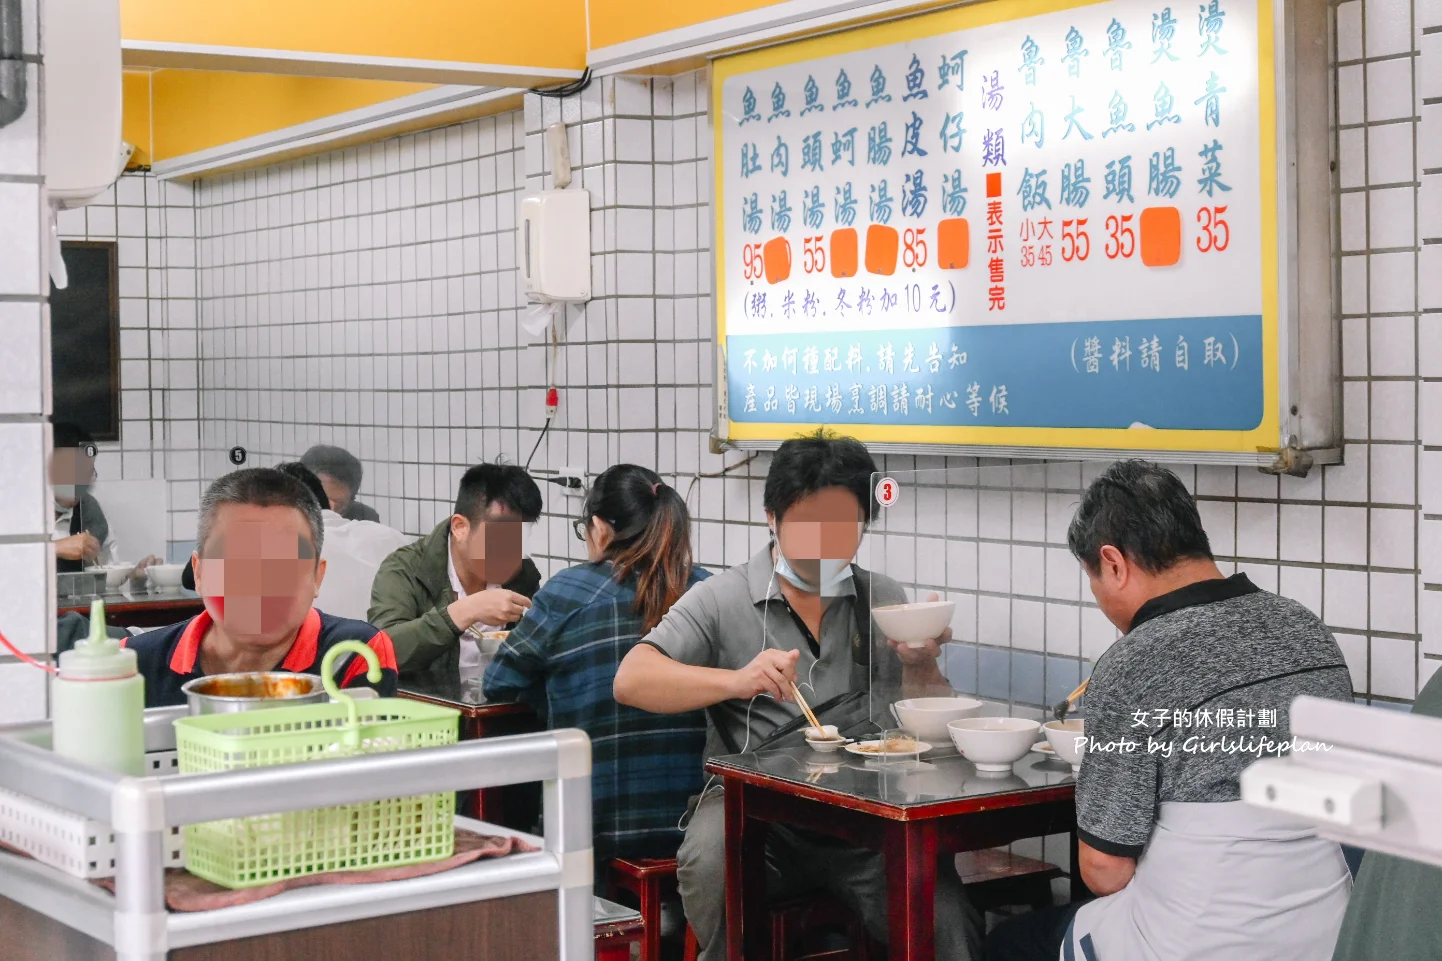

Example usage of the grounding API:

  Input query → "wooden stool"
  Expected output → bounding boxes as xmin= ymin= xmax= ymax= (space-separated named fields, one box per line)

xmin=607 ymin=857 xmax=683 ymax=961
xmin=957 ymin=848 xmax=1064 ymax=913
xmin=769 ymin=895 xmax=876 ymax=961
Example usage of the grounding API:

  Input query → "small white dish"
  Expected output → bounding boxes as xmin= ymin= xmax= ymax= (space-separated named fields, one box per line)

xmin=804 ymin=724 xmax=847 ymax=753
xmin=1030 ymin=741 xmax=1055 ymax=755
xmin=872 ymin=600 xmax=956 ymax=648
xmin=1043 ymin=718 xmax=1087 ymax=773
xmin=845 ymin=738 xmax=932 ymax=760
xmin=947 ymin=716 xmax=1042 ymax=772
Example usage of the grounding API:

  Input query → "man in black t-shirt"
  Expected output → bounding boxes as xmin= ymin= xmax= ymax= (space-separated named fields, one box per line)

xmin=986 ymin=460 xmax=1354 ymax=961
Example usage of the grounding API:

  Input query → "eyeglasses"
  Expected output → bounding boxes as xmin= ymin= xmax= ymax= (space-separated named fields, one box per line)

xmin=573 ymin=516 xmax=614 ymax=541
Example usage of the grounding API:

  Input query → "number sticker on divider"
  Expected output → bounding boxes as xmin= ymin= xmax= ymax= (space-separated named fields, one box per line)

xmin=875 ymin=476 xmax=900 ymax=508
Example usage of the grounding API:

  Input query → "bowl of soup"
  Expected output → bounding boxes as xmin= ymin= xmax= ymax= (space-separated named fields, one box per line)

xmin=891 ymin=696 xmax=985 ymax=741
xmin=1043 ymin=718 xmax=1087 ymax=772
xmin=947 ymin=717 xmax=1041 ymax=772
xmin=182 ymin=672 xmax=328 ymax=715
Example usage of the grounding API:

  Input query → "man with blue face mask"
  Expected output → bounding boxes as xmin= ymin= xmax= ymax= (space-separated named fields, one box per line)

xmin=616 ymin=432 xmax=978 ymax=961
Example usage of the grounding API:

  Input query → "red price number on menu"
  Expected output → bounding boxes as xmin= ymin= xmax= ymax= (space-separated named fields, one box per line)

xmin=802 ymin=236 xmax=827 ymax=273
xmin=1105 ymin=214 xmax=1136 ymax=259
xmin=1196 ymin=206 xmax=1230 ymax=252
xmin=1061 ymin=219 xmax=1091 ymax=261
xmin=902 ymin=228 xmax=929 ymax=268
xmin=742 ymin=242 xmax=765 ymax=280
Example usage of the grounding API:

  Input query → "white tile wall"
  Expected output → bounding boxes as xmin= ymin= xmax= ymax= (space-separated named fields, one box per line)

xmin=0 ymin=0 xmax=53 ymax=720
xmin=55 ymin=175 xmax=202 ymax=560
xmin=18 ymin=0 xmax=1420 ymax=720
xmin=1415 ymin=0 xmax=1442 ymax=700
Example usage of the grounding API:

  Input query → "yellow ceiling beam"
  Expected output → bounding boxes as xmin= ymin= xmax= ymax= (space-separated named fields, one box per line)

xmin=120 ymin=0 xmax=586 ymax=85
xmin=147 ymin=71 xmax=438 ymax=163
xmin=585 ymin=0 xmax=966 ymax=75
xmin=587 ymin=0 xmax=787 ymax=50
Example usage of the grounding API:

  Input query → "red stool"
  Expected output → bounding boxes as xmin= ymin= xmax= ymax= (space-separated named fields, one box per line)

xmin=609 ymin=859 xmax=886 ymax=961
xmin=769 ymin=895 xmax=878 ymax=961
xmin=607 ymin=857 xmax=682 ymax=961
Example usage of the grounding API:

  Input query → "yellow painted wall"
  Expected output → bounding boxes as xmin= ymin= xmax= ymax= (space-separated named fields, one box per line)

xmin=149 ymin=71 xmax=435 ymax=161
xmin=122 ymin=71 xmax=152 ymax=167
xmin=122 ymin=0 xmax=586 ymax=68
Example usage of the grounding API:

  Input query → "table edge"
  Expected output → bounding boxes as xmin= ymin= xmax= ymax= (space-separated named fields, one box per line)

xmin=704 ymin=759 xmax=1077 ymax=820
xmin=397 ymin=689 xmax=536 ymax=718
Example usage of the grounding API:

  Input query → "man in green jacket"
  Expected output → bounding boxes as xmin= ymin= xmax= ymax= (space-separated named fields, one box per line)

xmin=368 ymin=464 xmax=543 ymax=690
xmin=1328 ymin=666 xmax=1442 ymax=961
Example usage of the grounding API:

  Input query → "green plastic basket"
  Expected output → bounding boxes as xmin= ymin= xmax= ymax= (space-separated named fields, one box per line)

xmin=172 ymin=644 xmax=461 ymax=889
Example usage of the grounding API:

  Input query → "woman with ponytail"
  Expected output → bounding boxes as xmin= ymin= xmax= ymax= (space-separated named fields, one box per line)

xmin=483 ymin=464 xmax=710 ymax=865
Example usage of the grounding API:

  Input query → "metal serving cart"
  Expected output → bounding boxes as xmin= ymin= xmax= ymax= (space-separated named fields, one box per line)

xmin=0 ymin=706 xmax=595 ymax=961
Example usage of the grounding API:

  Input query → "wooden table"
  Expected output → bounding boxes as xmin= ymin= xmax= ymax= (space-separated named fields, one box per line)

xmin=57 ymin=589 xmax=205 ymax=630
xmin=707 ymin=746 xmax=1082 ymax=961
xmin=399 ymin=678 xmax=543 ymax=829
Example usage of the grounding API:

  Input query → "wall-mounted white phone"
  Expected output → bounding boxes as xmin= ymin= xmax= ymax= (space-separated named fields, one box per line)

xmin=519 ymin=190 xmax=592 ymax=304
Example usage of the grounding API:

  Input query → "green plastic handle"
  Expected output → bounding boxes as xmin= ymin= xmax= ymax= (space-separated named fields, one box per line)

xmin=320 ymin=640 xmax=382 ymax=747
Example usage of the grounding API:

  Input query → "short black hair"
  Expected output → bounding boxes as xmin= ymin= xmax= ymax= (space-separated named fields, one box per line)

xmin=300 ymin=445 xmax=364 ymax=494
xmin=198 ymin=468 xmax=324 ymax=559
xmin=763 ymin=431 xmax=877 ymax=523
xmin=274 ymin=461 xmax=330 ymax=514
xmin=454 ymin=463 xmax=542 ymax=523
xmin=1067 ymin=460 xmax=1213 ymax=574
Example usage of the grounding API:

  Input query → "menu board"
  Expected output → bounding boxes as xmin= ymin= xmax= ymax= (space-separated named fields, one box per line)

xmin=712 ymin=0 xmax=1284 ymax=457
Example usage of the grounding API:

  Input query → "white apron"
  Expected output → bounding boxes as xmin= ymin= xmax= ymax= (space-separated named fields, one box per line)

xmin=1063 ymin=801 xmax=1350 ymax=961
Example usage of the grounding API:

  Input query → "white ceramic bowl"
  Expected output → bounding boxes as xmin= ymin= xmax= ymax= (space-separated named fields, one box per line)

xmin=947 ymin=717 xmax=1042 ymax=772
xmin=891 ymin=696 xmax=984 ymax=741
xmin=87 ymin=564 xmax=135 ymax=589
xmin=872 ymin=600 xmax=956 ymax=647
xmin=1043 ymin=719 xmax=1087 ymax=772
xmin=147 ymin=563 xmax=185 ymax=589
xmin=804 ymin=724 xmax=845 ymax=753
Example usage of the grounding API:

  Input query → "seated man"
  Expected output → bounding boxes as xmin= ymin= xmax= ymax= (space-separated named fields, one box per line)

xmin=1328 ymin=664 xmax=1442 ymax=960
xmin=51 ymin=422 xmax=115 ymax=572
xmin=180 ymin=463 xmax=412 ymax=622
xmin=986 ymin=460 xmax=1354 ymax=961
xmin=614 ymin=433 xmax=979 ymax=961
xmin=301 ymin=444 xmax=382 ymax=523
xmin=130 ymin=468 xmax=397 ymax=708
xmin=369 ymin=463 xmax=543 ymax=689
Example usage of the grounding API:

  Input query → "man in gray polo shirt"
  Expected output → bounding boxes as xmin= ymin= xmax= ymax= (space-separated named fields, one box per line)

xmin=985 ymin=460 xmax=1354 ymax=961
xmin=615 ymin=433 xmax=979 ymax=961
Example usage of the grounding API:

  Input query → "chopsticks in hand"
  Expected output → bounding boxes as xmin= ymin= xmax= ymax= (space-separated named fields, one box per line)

xmin=791 ymin=682 xmax=824 ymax=733
xmin=1052 ymin=679 xmax=1089 ymax=721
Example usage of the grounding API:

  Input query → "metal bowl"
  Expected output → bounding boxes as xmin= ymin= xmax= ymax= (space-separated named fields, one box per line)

xmin=181 ymin=672 xmax=328 ymax=715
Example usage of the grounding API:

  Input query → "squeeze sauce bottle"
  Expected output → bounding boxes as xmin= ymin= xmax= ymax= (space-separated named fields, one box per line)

xmin=51 ymin=600 xmax=145 ymax=776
